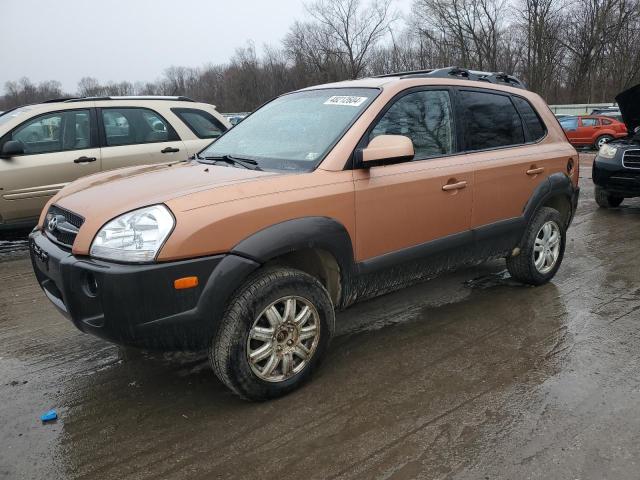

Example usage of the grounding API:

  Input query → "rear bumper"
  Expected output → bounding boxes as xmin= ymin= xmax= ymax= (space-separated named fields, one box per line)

xmin=593 ymin=156 xmax=640 ymax=197
xmin=29 ymin=230 xmax=259 ymax=350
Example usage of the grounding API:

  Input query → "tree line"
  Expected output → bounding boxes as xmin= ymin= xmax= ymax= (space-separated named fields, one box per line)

xmin=2 ymin=0 xmax=640 ymax=112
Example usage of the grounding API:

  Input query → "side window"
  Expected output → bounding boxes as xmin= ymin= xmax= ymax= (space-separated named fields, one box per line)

xmin=370 ymin=90 xmax=454 ymax=159
xmin=459 ymin=90 xmax=525 ymax=150
xmin=101 ymin=108 xmax=178 ymax=147
xmin=4 ymin=109 xmax=92 ymax=155
xmin=512 ymin=96 xmax=546 ymax=141
xmin=602 ymin=118 xmax=612 ymax=125
xmin=581 ymin=118 xmax=598 ymax=127
xmin=171 ymin=108 xmax=227 ymax=139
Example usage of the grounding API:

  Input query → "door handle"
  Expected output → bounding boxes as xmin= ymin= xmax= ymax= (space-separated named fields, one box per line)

xmin=74 ymin=156 xmax=97 ymax=164
xmin=442 ymin=181 xmax=467 ymax=191
xmin=161 ymin=147 xmax=180 ymax=153
xmin=526 ymin=167 xmax=545 ymax=176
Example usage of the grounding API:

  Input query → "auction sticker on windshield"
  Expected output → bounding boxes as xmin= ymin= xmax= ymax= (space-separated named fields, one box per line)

xmin=324 ymin=96 xmax=368 ymax=107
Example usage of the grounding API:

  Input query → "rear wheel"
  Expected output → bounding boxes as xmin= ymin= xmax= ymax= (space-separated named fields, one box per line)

xmin=507 ymin=207 xmax=566 ymax=286
xmin=595 ymin=186 xmax=623 ymax=208
xmin=595 ymin=134 xmax=613 ymax=149
xmin=210 ymin=267 xmax=334 ymax=401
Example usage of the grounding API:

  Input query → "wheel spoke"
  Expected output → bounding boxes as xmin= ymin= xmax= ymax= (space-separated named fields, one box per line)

xmin=294 ymin=305 xmax=311 ymax=325
xmin=250 ymin=326 xmax=274 ymax=342
xmin=281 ymin=352 xmax=293 ymax=377
xmin=261 ymin=352 xmax=280 ymax=377
xmin=534 ymin=244 xmax=544 ymax=253
xmin=299 ymin=324 xmax=317 ymax=341
xmin=293 ymin=344 xmax=310 ymax=360
xmin=534 ymin=252 xmax=545 ymax=270
xmin=282 ymin=298 xmax=296 ymax=322
xmin=264 ymin=305 xmax=282 ymax=327
xmin=250 ymin=342 xmax=274 ymax=363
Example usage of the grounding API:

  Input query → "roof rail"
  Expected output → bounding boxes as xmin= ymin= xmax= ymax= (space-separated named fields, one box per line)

xmin=63 ymin=95 xmax=197 ymax=103
xmin=374 ymin=66 xmax=527 ymax=89
xmin=42 ymin=97 xmax=81 ymax=103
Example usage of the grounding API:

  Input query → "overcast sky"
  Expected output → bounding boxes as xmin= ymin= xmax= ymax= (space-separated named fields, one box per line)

xmin=1 ymin=0 xmax=412 ymax=94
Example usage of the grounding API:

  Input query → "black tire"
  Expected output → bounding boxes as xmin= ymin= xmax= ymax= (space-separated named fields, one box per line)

xmin=594 ymin=186 xmax=623 ymax=208
xmin=594 ymin=134 xmax=613 ymax=150
xmin=507 ymin=207 xmax=566 ymax=286
xmin=210 ymin=267 xmax=335 ymax=401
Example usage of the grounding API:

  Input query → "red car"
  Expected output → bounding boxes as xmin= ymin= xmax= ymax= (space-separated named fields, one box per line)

xmin=559 ymin=115 xmax=627 ymax=149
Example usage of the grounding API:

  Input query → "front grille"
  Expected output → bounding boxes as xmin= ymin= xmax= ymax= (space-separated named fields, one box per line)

xmin=622 ymin=149 xmax=640 ymax=169
xmin=44 ymin=205 xmax=84 ymax=247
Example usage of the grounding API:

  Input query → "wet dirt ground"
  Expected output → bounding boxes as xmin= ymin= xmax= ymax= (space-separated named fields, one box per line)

xmin=2 ymin=154 xmax=640 ymax=479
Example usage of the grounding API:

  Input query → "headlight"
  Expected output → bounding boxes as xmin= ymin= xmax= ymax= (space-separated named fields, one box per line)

xmin=598 ymin=143 xmax=618 ymax=159
xmin=90 ymin=205 xmax=174 ymax=263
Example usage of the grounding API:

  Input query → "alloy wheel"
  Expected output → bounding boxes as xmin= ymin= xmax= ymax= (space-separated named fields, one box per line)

xmin=247 ymin=296 xmax=321 ymax=382
xmin=533 ymin=220 xmax=561 ymax=274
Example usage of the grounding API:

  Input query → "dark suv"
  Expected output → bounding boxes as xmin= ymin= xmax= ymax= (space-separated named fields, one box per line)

xmin=592 ymin=84 xmax=640 ymax=208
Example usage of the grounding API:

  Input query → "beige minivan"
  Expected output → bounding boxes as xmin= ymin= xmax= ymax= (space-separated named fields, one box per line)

xmin=0 ymin=96 xmax=230 ymax=229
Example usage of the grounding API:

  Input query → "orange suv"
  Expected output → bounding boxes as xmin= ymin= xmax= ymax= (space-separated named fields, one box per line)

xmin=29 ymin=68 xmax=580 ymax=400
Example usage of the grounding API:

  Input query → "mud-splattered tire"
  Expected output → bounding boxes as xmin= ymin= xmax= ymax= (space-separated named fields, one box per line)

xmin=210 ymin=267 xmax=334 ymax=401
xmin=507 ymin=207 xmax=566 ymax=286
xmin=595 ymin=186 xmax=623 ymax=208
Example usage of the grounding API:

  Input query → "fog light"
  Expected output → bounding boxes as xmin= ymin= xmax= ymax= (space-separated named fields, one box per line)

xmin=85 ymin=272 xmax=98 ymax=297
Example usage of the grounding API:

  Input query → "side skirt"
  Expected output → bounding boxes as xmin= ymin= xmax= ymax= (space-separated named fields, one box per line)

xmin=344 ymin=217 xmax=525 ymax=306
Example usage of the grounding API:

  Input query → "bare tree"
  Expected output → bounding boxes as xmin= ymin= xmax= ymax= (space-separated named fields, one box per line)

xmin=297 ymin=0 xmax=397 ymax=78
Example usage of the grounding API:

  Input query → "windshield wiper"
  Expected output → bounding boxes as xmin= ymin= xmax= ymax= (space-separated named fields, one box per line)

xmin=197 ymin=154 xmax=261 ymax=170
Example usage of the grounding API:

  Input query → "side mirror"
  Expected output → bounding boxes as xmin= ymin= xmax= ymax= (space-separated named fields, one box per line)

xmin=0 ymin=140 xmax=25 ymax=159
xmin=360 ymin=135 xmax=414 ymax=166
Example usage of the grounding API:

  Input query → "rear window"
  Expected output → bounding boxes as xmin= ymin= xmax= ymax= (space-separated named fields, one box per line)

xmin=459 ymin=90 xmax=524 ymax=151
xmin=171 ymin=108 xmax=227 ymax=139
xmin=512 ymin=97 xmax=546 ymax=141
xmin=602 ymin=118 xmax=612 ymax=125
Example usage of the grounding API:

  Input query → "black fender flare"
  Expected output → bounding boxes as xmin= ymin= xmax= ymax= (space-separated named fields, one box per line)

xmin=523 ymin=172 xmax=578 ymax=225
xmin=231 ymin=216 xmax=355 ymax=273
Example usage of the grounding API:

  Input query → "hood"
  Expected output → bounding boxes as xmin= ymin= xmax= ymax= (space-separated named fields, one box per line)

xmin=615 ymin=84 xmax=640 ymax=133
xmin=52 ymin=160 xmax=278 ymax=220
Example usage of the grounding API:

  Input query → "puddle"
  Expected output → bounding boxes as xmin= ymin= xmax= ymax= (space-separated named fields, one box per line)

xmin=464 ymin=269 xmax=518 ymax=289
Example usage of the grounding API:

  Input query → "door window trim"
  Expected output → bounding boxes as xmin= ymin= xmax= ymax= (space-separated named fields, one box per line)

xmin=96 ymin=107 xmax=181 ymax=148
xmin=0 ymin=108 xmax=98 ymax=157
xmin=351 ymin=86 xmax=460 ymax=170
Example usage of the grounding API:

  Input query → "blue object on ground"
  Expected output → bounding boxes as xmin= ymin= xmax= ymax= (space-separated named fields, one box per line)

xmin=40 ymin=409 xmax=57 ymax=422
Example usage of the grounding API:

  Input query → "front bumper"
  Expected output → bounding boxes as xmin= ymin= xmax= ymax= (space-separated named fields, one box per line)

xmin=593 ymin=155 xmax=640 ymax=197
xmin=29 ymin=230 xmax=259 ymax=350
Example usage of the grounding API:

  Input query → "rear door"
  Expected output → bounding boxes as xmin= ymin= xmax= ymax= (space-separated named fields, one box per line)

xmin=353 ymin=88 xmax=472 ymax=263
xmin=98 ymin=106 xmax=186 ymax=171
xmin=460 ymin=89 xmax=559 ymax=236
xmin=0 ymin=107 xmax=100 ymax=223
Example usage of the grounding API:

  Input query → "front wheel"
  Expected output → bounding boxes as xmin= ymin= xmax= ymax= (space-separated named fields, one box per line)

xmin=595 ymin=186 xmax=623 ymax=208
xmin=210 ymin=267 xmax=334 ymax=401
xmin=507 ymin=207 xmax=566 ymax=286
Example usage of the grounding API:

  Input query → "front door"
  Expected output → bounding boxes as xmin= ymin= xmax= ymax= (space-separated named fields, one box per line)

xmin=0 ymin=108 xmax=100 ymax=223
xmin=353 ymin=89 xmax=472 ymax=263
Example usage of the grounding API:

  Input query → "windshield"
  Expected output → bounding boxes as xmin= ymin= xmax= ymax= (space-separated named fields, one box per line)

xmin=0 ymin=106 xmax=35 ymax=127
xmin=199 ymin=88 xmax=379 ymax=171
